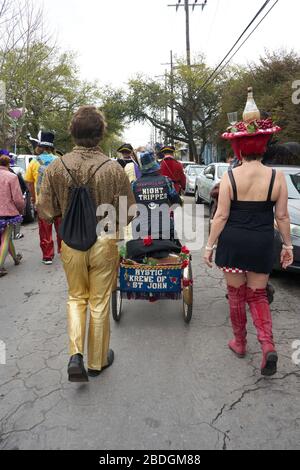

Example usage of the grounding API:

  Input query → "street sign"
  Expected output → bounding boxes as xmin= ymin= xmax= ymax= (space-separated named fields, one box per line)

xmin=0 ymin=81 xmax=6 ymax=106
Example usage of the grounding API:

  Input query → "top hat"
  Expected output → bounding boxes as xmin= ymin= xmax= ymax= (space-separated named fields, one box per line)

xmin=140 ymin=152 xmax=160 ymax=174
xmin=117 ymin=143 xmax=134 ymax=154
xmin=38 ymin=130 xmax=55 ymax=148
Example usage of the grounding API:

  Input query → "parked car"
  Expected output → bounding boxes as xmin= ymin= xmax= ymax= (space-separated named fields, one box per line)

xmin=195 ymin=163 xmax=230 ymax=207
xmin=273 ymin=166 xmax=300 ymax=272
xmin=178 ymin=161 xmax=198 ymax=172
xmin=15 ymin=154 xmax=34 ymax=173
xmin=185 ymin=165 xmax=206 ymax=195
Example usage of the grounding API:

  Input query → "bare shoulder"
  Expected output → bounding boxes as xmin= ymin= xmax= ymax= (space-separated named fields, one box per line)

xmin=274 ymin=169 xmax=286 ymax=185
xmin=220 ymin=171 xmax=231 ymax=186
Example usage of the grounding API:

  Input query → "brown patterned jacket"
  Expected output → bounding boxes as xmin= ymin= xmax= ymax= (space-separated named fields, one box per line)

xmin=37 ymin=146 xmax=136 ymax=229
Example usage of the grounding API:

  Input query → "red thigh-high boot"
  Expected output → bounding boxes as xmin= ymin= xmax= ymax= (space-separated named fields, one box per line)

xmin=247 ymin=287 xmax=278 ymax=377
xmin=227 ymin=284 xmax=247 ymax=358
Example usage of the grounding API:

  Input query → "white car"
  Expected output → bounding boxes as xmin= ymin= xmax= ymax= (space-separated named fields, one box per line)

xmin=15 ymin=155 xmax=35 ymax=173
xmin=178 ymin=161 xmax=198 ymax=172
xmin=185 ymin=165 xmax=206 ymax=195
xmin=195 ymin=163 xmax=230 ymax=205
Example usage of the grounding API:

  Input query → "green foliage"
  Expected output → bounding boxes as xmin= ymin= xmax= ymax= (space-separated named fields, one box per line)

xmin=215 ymin=50 xmax=300 ymax=149
xmin=123 ymin=56 xmax=227 ymax=161
xmin=0 ymin=43 xmax=125 ymax=154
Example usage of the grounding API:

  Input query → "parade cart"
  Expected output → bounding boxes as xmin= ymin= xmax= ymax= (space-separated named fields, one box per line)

xmin=111 ymin=248 xmax=193 ymax=324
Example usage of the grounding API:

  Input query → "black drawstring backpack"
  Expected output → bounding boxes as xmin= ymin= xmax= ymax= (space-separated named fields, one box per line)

xmin=59 ymin=159 xmax=110 ymax=252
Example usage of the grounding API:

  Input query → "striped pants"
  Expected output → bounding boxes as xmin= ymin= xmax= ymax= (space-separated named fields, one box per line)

xmin=0 ymin=225 xmax=17 ymax=269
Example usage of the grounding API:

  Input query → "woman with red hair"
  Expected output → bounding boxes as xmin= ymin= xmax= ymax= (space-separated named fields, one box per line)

xmin=204 ymin=97 xmax=293 ymax=377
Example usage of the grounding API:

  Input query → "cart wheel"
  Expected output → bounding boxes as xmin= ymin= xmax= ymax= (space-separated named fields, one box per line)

xmin=111 ymin=290 xmax=123 ymax=323
xmin=183 ymin=264 xmax=193 ymax=324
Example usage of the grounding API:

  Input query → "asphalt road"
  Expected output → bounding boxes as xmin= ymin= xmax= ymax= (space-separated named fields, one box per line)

xmin=0 ymin=199 xmax=299 ymax=450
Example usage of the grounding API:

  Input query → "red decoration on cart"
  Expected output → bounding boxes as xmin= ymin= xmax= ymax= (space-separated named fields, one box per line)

xmin=143 ymin=236 xmax=153 ymax=247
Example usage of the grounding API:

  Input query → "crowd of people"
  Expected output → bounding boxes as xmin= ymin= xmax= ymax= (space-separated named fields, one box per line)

xmin=0 ymin=100 xmax=294 ymax=382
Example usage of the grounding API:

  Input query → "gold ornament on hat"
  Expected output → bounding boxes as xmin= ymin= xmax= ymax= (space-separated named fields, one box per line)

xmin=243 ymin=87 xmax=261 ymax=123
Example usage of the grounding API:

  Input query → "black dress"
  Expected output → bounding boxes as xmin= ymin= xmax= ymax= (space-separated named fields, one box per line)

xmin=215 ymin=169 xmax=276 ymax=274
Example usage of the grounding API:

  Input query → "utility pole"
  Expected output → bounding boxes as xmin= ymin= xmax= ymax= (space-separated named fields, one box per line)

xmin=162 ymin=50 xmax=175 ymax=145
xmin=168 ymin=0 xmax=207 ymax=67
xmin=168 ymin=0 xmax=208 ymax=162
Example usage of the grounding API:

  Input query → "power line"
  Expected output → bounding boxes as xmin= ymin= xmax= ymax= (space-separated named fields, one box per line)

xmin=198 ymin=0 xmax=273 ymax=92
xmin=214 ymin=0 xmax=280 ymax=83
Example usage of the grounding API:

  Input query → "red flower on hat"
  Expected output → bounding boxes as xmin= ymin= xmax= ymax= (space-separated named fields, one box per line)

xmin=181 ymin=246 xmax=190 ymax=255
xmin=182 ymin=260 xmax=189 ymax=270
xmin=143 ymin=236 xmax=153 ymax=247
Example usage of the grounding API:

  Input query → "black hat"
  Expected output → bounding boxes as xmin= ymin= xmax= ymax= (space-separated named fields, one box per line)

xmin=160 ymin=145 xmax=176 ymax=154
xmin=38 ymin=130 xmax=55 ymax=148
xmin=117 ymin=143 xmax=134 ymax=153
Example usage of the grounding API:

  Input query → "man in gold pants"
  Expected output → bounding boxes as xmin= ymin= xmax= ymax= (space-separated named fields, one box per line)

xmin=38 ymin=106 xmax=136 ymax=382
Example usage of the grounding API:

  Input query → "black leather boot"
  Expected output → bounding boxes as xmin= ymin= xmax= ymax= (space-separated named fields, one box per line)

xmin=88 ymin=350 xmax=115 ymax=377
xmin=68 ymin=354 xmax=89 ymax=383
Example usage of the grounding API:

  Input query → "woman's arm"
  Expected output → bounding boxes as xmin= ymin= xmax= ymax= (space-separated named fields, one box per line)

xmin=204 ymin=175 xmax=231 ymax=268
xmin=275 ymin=171 xmax=294 ymax=269
xmin=208 ymin=175 xmax=231 ymax=246
xmin=10 ymin=177 xmax=25 ymax=214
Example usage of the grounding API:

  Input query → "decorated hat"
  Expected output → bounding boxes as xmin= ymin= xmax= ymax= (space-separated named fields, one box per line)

xmin=38 ymin=130 xmax=55 ymax=148
xmin=140 ymin=151 xmax=160 ymax=174
xmin=117 ymin=143 xmax=134 ymax=154
xmin=27 ymin=133 xmax=39 ymax=151
xmin=222 ymin=88 xmax=281 ymax=160
xmin=160 ymin=145 xmax=176 ymax=154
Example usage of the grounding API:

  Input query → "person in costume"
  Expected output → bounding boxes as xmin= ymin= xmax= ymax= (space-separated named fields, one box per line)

xmin=7 ymin=152 xmax=27 ymax=240
xmin=0 ymin=154 xmax=24 ymax=277
xmin=160 ymin=145 xmax=186 ymax=195
xmin=127 ymin=151 xmax=182 ymax=262
xmin=204 ymin=89 xmax=293 ymax=377
xmin=117 ymin=143 xmax=141 ymax=183
xmin=25 ymin=131 xmax=62 ymax=265
xmin=155 ymin=143 xmax=164 ymax=164
xmin=38 ymin=106 xmax=135 ymax=383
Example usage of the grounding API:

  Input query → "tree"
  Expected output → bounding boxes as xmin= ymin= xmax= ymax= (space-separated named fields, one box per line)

xmin=99 ymin=87 xmax=127 ymax=156
xmin=215 ymin=50 xmax=300 ymax=151
xmin=0 ymin=1 xmax=125 ymax=154
xmin=124 ymin=56 xmax=226 ymax=163
xmin=0 ymin=42 xmax=103 ymax=152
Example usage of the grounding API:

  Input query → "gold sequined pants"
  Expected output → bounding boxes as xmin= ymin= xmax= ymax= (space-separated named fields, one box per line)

xmin=61 ymin=237 xmax=119 ymax=371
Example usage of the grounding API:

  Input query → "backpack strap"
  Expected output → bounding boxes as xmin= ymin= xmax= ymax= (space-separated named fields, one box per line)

xmin=163 ymin=158 xmax=181 ymax=185
xmin=85 ymin=160 xmax=110 ymax=186
xmin=228 ymin=168 xmax=238 ymax=201
xmin=267 ymin=169 xmax=276 ymax=202
xmin=61 ymin=158 xmax=79 ymax=186
xmin=60 ymin=158 xmax=110 ymax=187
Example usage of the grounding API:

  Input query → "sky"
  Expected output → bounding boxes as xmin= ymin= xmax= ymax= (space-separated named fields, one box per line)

xmin=37 ymin=0 xmax=300 ymax=146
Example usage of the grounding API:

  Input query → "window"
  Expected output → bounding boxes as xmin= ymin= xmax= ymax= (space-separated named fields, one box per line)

xmin=218 ymin=166 xmax=229 ymax=179
xmin=204 ymin=166 xmax=215 ymax=178
xmin=189 ymin=167 xmax=204 ymax=177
